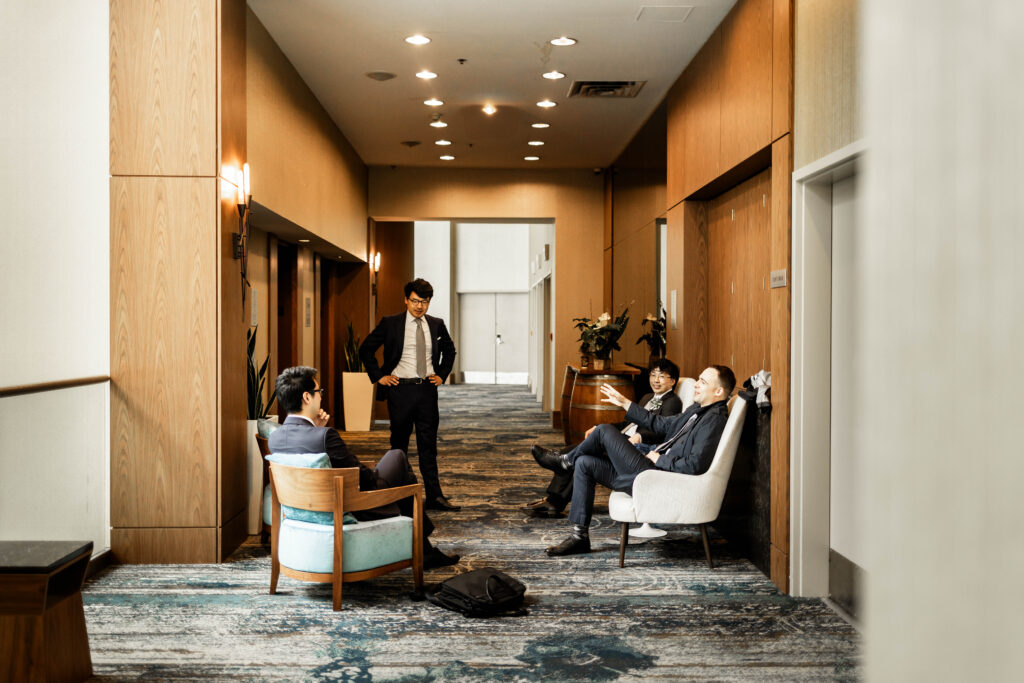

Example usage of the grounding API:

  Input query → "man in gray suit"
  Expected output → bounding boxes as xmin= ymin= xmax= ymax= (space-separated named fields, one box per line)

xmin=268 ymin=365 xmax=459 ymax=569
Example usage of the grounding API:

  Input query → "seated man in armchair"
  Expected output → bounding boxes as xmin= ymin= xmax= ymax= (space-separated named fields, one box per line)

xmin=524 ymin=358 xmax=684 ymax=517
xmin=268 ymin=366 xmax=460 ymax=569
xmin=533 ymin=365 xmax=735 ymax=557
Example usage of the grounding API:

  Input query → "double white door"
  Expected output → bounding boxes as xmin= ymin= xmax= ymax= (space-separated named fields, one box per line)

xmin=459 ymin=292 xmax=528 ymax=384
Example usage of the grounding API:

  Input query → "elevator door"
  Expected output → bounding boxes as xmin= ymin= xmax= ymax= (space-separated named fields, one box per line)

xmin=459 ymin=292 xmax=528 ymax=384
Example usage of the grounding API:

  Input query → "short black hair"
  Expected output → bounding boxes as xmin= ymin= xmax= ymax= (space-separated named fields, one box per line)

xmin=710 ymin=364 xmax=736 ymax=397
xmin=404 ymin=278 xmax=434 ymax=300
xmin=649 ymin=357 xmax=680 ymax=382
xmin=276 ymin=366 xmax=318 ymax=413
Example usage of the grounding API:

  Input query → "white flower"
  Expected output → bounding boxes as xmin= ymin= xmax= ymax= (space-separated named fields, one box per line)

xmin=645 ymin=313 xmax=658 ymax=322
xmin=598 ymin=312 xmax=611 ymax=323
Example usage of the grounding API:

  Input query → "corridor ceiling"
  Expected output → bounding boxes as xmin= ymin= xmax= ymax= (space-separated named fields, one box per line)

xmin=247 ymin=0 xmax=737 ymax=169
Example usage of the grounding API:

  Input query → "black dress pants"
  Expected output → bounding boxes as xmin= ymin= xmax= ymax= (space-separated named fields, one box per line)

xmin=387 ymin=383 xmax=444 ymax=500
xmin=365 ymin=448 xmax=435 ymax=547
xmin=565 ymin=424 xmax=658 ymax=527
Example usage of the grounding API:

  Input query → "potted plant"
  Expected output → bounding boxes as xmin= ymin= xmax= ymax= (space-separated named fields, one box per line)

xmin=342 ymin=321 xmax=376 ymax=431
xmin=636 ymin=302 xmax=667 ymax=363
xmin=246 ymin=326 xmax=277 ymax=534
xmin=573 ymin=307 xmax=630 ymax=370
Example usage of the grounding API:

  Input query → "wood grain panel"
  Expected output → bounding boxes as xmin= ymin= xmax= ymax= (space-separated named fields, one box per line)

xmin=603 ymin=170 xmax=613 ymax=250
xmin=219 ymin=0 xmax=247 ymax=173
xmin=664 ymin=201 xmax=709 ymax=379
xmin=603 ymin=248 xmax=613 ymax=313
xmin=111 ymin=528 xmax=217 ymax=564
xmin=665 ymin=77 xmax=687 ymax=207
xmin=374 ymin=222 xmax=415 ymax=318
xmin=110 ymin=0 xmax=216 ymax=176
xmin=682 ymin=31 xmax=722 ymax=198
xmin=720 ymin=0 xmax=774 ymax=172
xmin=769 ymin=136 xmax=793 ymax=588
xmin=772 ymin=0 xmax=794 ymax=140
xmin=220 ymin=507 xmax=249 ymax=561
xmin=792 ymin=0 xmax=860 ymax=168
xmin=111 ymin=176 xmax=217 ymax=528
xmin=770 ymin=544 xmax=789 ymax=592
xmin=612 ymin=221 xmax=657 ymax=367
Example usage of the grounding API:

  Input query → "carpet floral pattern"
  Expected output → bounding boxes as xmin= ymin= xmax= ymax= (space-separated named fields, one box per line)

xmin=83 ymin=385 xmax=859 ymax=681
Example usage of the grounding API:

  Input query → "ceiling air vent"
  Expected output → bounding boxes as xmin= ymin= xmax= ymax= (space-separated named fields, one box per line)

xmin=567 ymin=80 xmax=646 ymax=98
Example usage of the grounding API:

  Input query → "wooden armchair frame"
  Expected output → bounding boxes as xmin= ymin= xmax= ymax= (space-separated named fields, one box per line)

xmin=268 ymin=464 xmax=424 ymax=611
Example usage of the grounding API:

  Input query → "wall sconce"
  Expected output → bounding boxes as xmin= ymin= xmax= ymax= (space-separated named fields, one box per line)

xmin=223 ymin=163 xmax=252 ymax=314
xmin=374 ymin=251 xmax=381 ymax=272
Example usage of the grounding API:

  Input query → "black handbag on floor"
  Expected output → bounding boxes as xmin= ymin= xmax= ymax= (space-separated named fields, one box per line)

xmin=426 ymin=568 xmax=528 ymax=617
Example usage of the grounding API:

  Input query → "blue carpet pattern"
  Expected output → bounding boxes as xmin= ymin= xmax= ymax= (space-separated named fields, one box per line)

xmin=83 ymin=385 xmax=859 ymax=681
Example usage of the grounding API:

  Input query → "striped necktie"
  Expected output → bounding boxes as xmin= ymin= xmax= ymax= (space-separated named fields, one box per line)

xmin=652 ymin=412 xmax=699 ymax=454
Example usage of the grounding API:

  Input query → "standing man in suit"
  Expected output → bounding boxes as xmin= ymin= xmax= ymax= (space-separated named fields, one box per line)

xmin=359 ymin=278 xmax=460 ymax=511
xmin=268 ymin=366 xmax=460 ymax=568
xmin=523 ymin=357 xmax=684 ymax=517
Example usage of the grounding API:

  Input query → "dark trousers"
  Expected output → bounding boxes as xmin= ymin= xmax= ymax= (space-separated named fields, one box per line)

xmin=368 ymin=448 xmax=435 ymax=548
xmin=387 ymin=383 xmax=444 ymax=500
xmin=545 ymin=470 xmax=574 ymax=509
xmin=566 ymin=424 xmax=658 ymax=527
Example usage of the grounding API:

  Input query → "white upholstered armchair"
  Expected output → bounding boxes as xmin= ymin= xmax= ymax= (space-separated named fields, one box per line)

xmin=608 ymin=395 xmax=747 ymax=568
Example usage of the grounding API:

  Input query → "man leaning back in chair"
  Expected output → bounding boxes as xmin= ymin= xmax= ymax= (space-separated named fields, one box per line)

xmin=268 ymin=366 xmax=460 ymax=569
xmin=532 ymin=365 xmax=736 ymax=557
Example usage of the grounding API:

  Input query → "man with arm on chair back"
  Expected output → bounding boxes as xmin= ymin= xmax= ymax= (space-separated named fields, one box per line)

xmin=534 ymin=365 xmax=736 ymax=557
xmin=525 ymin=358 xmax=684 ymax=517
xmin=359 ymin=279 xmax=460 ymax=512
xmin=268 ymin=366 xmax=460 ymax=569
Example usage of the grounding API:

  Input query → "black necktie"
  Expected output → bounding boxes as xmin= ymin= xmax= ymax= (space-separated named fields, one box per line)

xmin=652 ymin=412 xmax=699 ymax=454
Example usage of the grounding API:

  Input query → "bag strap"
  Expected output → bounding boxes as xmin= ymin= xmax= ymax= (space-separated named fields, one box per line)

xmin=484 ymin=573 xmax=519 ymax=602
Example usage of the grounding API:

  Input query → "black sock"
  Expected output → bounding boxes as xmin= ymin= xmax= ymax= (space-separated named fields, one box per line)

xmin=572 ymin=524 xmax=589 ymax=539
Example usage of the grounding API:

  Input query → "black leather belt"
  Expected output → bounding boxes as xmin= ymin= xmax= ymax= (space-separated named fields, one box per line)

xmin=396 ymin=377 xmax=426 ymax=384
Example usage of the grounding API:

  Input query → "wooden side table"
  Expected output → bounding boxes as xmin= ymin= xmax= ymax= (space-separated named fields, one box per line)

xmin=0 ymin=541 xmax=93 ymax=683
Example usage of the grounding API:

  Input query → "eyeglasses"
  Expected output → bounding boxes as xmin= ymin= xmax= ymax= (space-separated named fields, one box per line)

xmin=649 ymin=373 xmax=672 ymax=380
xmin=408 ymin=297 xmax=430 ymax=305
xmin=312 ymin=386 xmax=326 ymax=395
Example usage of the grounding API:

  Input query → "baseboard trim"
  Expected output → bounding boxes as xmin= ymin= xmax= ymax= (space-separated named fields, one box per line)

xmin=829 ymin=548 xmax=864 ymax=620
xmin=86 ymin=548 xmax=115 ymax=579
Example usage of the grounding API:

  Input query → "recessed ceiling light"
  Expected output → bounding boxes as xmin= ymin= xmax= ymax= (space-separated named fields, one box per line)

xmin=524 ymin=156 xmax=541 ymax=161
xmin=528 ymin=140 xmax=545 ymax=146
xmin=298 ymin=239 xmax=310 ymax=243
xmin=536 ymin=99 xmax=557 ymax=108
xmin=531 ymin=123 xmax=550 ymax=129
xmin=430 ymin=120 xmax=448 ymax=128
xmin=482 ymin=104 xmax=497 ymax=115
xmin=543 ymin=70 xmax=565 ymax=80
xmin=440 ymin=155 xmax=455 ymax=161
xmin=416 ymin=70 xmax=437 ymax=79
xmin=405 ymin=34 xmax=431 ymax=45
xmin=424 ymin=98 xmax=444 ymax=106
xmin=435 ymin=139 xmax=452 ymax=146
xmin=550 ymin=36 xmax=577 ymax=46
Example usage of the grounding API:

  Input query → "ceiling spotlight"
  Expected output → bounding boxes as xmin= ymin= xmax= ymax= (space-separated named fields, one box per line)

xmin=416 ymin=70 xmax=438 ymax=79
xmin=531 ymin=123 xmax=550 ymax=129
xmin=440 ymin=155 xmax=455 ymax=161
xmin=405 ymin=34 xmax=431 ymax=45
xmin=528 ymin=140 xmax=545 ymax=146
xmin=550 ymin=36 xmax=577 ymax=46
xmin=430 ymin=119 xmax=448 ymax=128
xmin=424 ymin=98 xmax=444 ymax=106
xmin=298 ymin=239 xmax=310 ymax=243
xmin=482 ymin=104 xmax=497 ymax=115
xmin=536 ymin=99 xmax=557 ymax=108
xmin=435 ymin=139 xmax=452 ymax=145
xmin=543 ymin=70 xmax=565 ymax=80
xmin=524 ymin=156 xmax=540 ymax=161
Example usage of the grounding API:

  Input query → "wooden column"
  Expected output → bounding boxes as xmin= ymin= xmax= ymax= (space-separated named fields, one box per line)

xmin=109 ymin=0 xmax=248 ymax=562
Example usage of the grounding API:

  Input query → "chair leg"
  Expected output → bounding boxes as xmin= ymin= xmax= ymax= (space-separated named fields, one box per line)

xmin=699 ymin=523 xmax=714 ymax=569
xmin=619 ymin=523 xmax=629 ymax=568
xmin=270 ymin=557 xmax=279 ymax=595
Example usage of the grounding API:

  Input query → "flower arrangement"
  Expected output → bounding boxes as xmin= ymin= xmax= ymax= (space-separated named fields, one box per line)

xmin=636 ymin=303 xmax=667 ymax=358
xmin=573 ymin=307 xmax=630 ymax=360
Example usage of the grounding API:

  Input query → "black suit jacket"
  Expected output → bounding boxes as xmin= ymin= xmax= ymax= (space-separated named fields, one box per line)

xmin=626 ymin=399 xmax=729 ymax=476
xmin=359 ymin=312 xmax=457 ymax=386
xmin=267 ymin=416 xmax=380 ymax=491
xmin=615 ymin=391 xmax=684 ymax=443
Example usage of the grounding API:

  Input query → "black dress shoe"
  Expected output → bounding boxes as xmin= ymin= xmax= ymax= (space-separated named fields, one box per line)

xmin=527 ymin=501 xmax=565 ymax=518
xmin=545 ymin=534 xmax=591 ymax=556
xmin=531 ymin=445 xmax=569 ymax=473
xmin=425 ymin=496 xmax=461 ymax=511
xmin=521 ymin=498 xmax=550 ymax=511
xmin=424 ymin=547 xmax=461 ymax=569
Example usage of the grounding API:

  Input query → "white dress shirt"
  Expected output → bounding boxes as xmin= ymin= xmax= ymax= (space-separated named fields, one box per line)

xmin=393 ymin=311 xmax=435 ymax=378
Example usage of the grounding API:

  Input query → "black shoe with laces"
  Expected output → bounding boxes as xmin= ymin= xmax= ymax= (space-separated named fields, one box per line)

xmin=545 ymin=534 xmax=591 ymax=556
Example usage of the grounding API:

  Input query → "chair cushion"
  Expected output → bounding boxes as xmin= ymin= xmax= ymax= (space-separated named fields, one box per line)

xmin=257 ymin=418 xmax=280 ymax=438
xmin=608 ymin=491 xmax=638 ymax=522
xmin=263 ymin=486 xmax=357 ymax=527
xmin=278 ymin=516 xmax=414 ymax=574
xmin=266 ymin=451 xmax=330 ymax=468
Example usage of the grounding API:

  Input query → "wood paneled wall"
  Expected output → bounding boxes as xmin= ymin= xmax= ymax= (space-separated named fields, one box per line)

xmin=109 ymin=0 xmax=248 ymax=563
xmin=374 ymin=222 xmax=416 ymax=319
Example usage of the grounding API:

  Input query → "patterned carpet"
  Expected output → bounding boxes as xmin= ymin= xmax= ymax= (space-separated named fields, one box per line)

xmin=83 ymin=385 xmax=859 ymax=681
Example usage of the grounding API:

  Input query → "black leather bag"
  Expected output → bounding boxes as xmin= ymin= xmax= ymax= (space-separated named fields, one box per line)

xmin=426 ymin=568 xmax=528 ymax=618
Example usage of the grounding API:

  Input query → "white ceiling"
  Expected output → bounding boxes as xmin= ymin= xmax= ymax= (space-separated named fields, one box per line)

xmin=247 ymin=0 xmax=736 ymax=169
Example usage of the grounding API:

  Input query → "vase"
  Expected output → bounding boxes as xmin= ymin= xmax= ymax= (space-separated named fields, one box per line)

xmin=342 ymin=372 xmax=377 ymax=432
xmin=580 ymin=354 xmax=591 ymax=368
xmin=592 ymin=357 xmax=608 ymax=371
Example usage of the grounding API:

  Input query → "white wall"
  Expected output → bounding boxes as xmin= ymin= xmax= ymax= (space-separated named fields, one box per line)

xmin=861 ymin=0 xmax=1024 ymax=678
xmin=414 ymin=221 xmax=452 ymax=324
xmin=0 ymin=1 xmax=110 ymax=553
xmin=455 ymin=223 xmax=529 ymax=293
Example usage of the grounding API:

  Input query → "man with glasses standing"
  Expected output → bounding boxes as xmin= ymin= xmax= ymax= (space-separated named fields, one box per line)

xmin=360 ymin=279 xmax=460 ymax=511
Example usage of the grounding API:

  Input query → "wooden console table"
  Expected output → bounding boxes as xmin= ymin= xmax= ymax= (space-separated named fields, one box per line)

xmin=561 ymin=364 xmax=640 ymax=445
xmin=0 ymin=541 xmax=93 ymax=682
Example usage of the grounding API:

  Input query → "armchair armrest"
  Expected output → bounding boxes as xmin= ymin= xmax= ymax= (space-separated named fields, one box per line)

xmin=343 ymin=483 xmax=423 ymax=512
xmin=631 ymin=469 xmax=726 ymax=524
